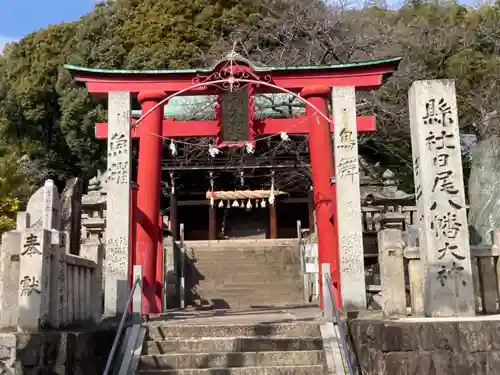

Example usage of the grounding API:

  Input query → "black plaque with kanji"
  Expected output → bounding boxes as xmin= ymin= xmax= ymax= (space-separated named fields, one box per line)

xmin=220 ymin=88 xmax=250 ymax=143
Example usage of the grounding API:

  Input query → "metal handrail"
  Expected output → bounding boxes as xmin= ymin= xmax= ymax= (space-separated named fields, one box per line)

xmin=323 ymin=270 xmax=355 ymax=375
xmin=103 ymin=271 xmax=142 ymax=375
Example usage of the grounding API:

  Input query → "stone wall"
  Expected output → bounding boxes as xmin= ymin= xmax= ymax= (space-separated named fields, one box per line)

xmin=0 ymin=329 xmax=115 ymax=374
xmin=348 ymin=319 xmax=500 ymax=375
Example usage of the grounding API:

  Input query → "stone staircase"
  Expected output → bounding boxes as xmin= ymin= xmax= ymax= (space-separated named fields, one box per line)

xmin=183 ymin=239 xmax=304 ymax=309
xmin=136 ymin=321 xmax=327 ymax=374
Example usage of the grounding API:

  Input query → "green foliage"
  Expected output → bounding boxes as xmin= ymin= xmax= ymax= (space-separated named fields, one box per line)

xmin=0 ymin=197 xmax=19 ymax=234
xmin=0 ymin=0 xmax=498 ymax=199
xmin=0 ymin=144 xmax=43 ymax=235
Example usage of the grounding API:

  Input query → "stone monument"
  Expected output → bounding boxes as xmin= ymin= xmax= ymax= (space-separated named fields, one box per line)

xmin=332 ymin=86 xmax=367 ymax=311
xmin=409 ymin=79 xmax=475 ymax=316
xmin=104 ymin=91 xmax=132 ymax=316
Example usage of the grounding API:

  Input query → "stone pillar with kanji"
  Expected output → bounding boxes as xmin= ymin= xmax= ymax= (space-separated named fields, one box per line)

xmin=332 ymin=86 xmax=366 ymax=312
xmin=104 ymin=91 xmax=132 ymax=316
xmin=18 ymin=230 xmax=52 ymax=331
xmin=409 ymin=80 xmax=475 ymax=316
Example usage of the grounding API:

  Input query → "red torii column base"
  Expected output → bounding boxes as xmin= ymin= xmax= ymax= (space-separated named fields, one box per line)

xmin=301 ymin=86 xmax=342 ymax=310
xmin=130 ymin=192 xmax=165 ymax=312
xmin=156 ymin=214 xmax=164 ymax=310
xmin=135 ymin=91 xmax=165 ymax=315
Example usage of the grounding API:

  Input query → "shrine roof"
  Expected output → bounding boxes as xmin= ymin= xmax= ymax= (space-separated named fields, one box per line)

xmin=64 ymin=56 xmax=401 ymax=75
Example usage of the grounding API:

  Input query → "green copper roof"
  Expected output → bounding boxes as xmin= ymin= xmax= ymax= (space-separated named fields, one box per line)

xmin=64 ymin=56 xmax=402 ymax=75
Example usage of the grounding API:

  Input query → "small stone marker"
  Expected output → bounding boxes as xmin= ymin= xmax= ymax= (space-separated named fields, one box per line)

xmin=409 ymin=80 xmax=474 ymax=316
xmin=332 ymin=86 xmax=367 ymax=311
xmin=61 ymin=177 xmax=83 ymax=255
xmin=26 ymin=179 xmax=61 ymax=230
xmin=0 ymin=231 xmax=22 ymax=329
xmin=49 ymin=230 xmax=68 ymax=328
xmin=104 ymin=91 xmax=132 ymax=316
xmin=378 ymin=229 xmax=406 ymax=318
xmin=18 ymin=229 xmax=52 ymax=331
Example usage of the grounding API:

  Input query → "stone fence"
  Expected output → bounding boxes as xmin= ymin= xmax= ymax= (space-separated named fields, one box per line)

xmin=0 ymin=179 xmax=102 ymax=332
xmin=377 ymin=227 xmax=500 ymax=318
xmin=65 ymin=254 xmax=101 ymax=324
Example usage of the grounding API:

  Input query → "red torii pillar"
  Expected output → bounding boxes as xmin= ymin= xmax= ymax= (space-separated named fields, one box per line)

xmin=135 ymin=91 xmax=165 ymax=314
xmin=301 ymin=86 xmax=341 ymax=309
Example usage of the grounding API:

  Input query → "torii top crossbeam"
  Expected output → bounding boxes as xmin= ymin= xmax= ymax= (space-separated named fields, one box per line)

xmin=65 ymin=55 xmax=401 ymax=95
xmin=65 ymin=56 xmax=401 ymax=140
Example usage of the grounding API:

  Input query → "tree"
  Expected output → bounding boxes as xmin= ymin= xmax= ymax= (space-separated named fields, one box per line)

xmin=0 ymin=0 xmax=499 ymax=199
xmin=0 ymin=144 xmax=46 ymax=234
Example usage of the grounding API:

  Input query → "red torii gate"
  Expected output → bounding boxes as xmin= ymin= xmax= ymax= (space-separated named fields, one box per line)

xmin=66 ymin=56 xmax=400 ymax=315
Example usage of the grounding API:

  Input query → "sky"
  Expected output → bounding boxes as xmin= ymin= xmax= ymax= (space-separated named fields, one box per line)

xmin=0 ymin=0 xmax=482 ymax=51
xmin=0 ymin=0 xmax=97 ymax=50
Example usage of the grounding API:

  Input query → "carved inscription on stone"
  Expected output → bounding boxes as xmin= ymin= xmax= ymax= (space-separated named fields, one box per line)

xmin=108 ymin=132 xmax=128 ymax=157
xmin=18 ymin=229 xmax=51 ymax=330
xmin=423 ymin=97 xmax=467 ymax=287
xmin=21 ymin=234 xmax=41 ymax=256
xmin=108 ymin=161 xmax=129 ymax=184
xmin=337 ymin=156 xmax=358 ymax=182
xmin=105 ymin=236 xmax=128 ymax=279
xmin=19 ymin=276 xmax=41 ymax=296
xmin=409 ymin=80 xmax=474 ymax=316
xmin=337 ymin=127 xmax=356 ymax=150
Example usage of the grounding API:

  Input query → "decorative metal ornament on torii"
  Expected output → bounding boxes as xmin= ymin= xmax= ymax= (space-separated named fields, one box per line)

xmin=65 ymin=54 xmax=401 ymax=316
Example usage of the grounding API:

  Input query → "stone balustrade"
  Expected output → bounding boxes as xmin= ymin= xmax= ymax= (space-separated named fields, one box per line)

xmin=65 ymin=254 xmax=101 ymax=324
xmin=0 ymin=179 xmax=104 ymax=332
xmin=377 ymin=227 xmax=500 ymax=318
xmin=0 ymin=226 xmax=102 ymax=332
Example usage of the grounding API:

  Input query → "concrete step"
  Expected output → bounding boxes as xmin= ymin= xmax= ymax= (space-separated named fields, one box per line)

xmin=190 ymin=275 xmax=300 ymax=283
xmin=191 ymin=284 xmax=302 ymax=290
xmin=138 ymin=350 xmax=325 ymax=370
xmin=143 ymin=337 xmax=324 ymax=355
xmin=188 ymin=295 xmax=303 ymax=304
xmin=186 ymin=253 xmax=299 ymax=260
xmin=186 ymin=262 xmax=299 ymax=270
xmin=191 ymin=269 xmax=300 ymax=279
xmin=145 ymin=323 xmax=321 ymax=340
xmin=137 ymin=364 xmax=325 ymax=374
xmin=182 ymin=241 xmax=298 ymax=249
xmin=187 ymin=253 xmax=299 ymax=259
xmin=189 ymin=287 xmax=302 ymax=295
xmin=186 ymin=302 xmax=305 ymax=310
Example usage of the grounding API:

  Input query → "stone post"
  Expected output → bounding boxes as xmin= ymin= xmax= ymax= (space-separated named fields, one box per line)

xmin=49 ymin=230 xmax=68 ymax=328
xmin=0 ymin=231 xmax=22 ymax=329
xmin=18 ymin=229 xmax=52 ymax=331
xmin=61 ymin=177 xmax=83 ymax=255
xmin=26 ymin=179 xmax=60 ymax=230
xmin=104 ymin=91 xmax=132 ymax=316
xmin=409 ymin=80 xmax=475 ymax=316
xmin=332 ymin=86 xmax=366 ymax=312
xmin=378 ymin=228 xmax=407 ymax=317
